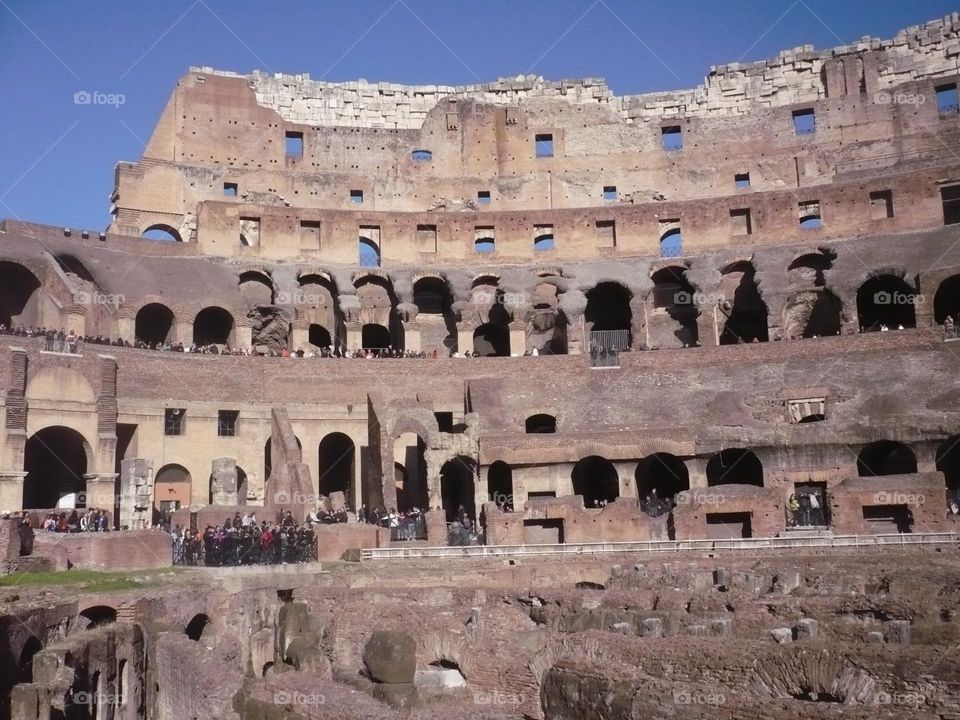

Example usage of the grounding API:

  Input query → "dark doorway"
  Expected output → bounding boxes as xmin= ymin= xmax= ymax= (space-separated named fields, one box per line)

xmin=523 ymin=518 xmax=564 ymax=544
xmin=585 ymin=282 xmax=632 ymax=346
xmin=135 ymin=303 xmax=175 ymax=344
xmin=856 ymin=276 xmax=916 ymax=331
xmin=362 ymin=323 xmax=391 ymax=349
xmin=571 ymin=456 xmax=619 ymax=508
xmin=862 ymin=505 xmax=912 ymax=533
xmin=440 ymin=458 xmax=476 ymax=523
xmin=635 ymin=453 xmax=690 ymax=509
xmin=487 ymin=461 xmax=513 ymax=510
xmin=193 ymin=306 xmax=234 ymax=345
xmin=24 ymin=426 xmax=88 ymax=509
xmin=719 ymin=263 xmax=768 ymax=344
xmin=525 ymin=414 xmax=556 ymax=433
xmin=318 ymin=432 xmax=355 ymax=500
xmin=857 ymin=441 xmax=917 ymax=477
xmin=308 ymin=324 xmax=332 ymax=348
xmin=474 ymin=322 xmax=509 ymax=356
xmin=706 ymin=512 xmax=752 ymax=538
xmin=706 ymin=449 xmax=764 ymax=487
xmin=0 ymin=261 xmax=41 ymax=328
xmin=934 ymin=274 xmax=960 ymax=325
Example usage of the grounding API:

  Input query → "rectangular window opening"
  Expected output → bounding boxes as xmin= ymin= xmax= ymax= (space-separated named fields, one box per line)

xmin=534 ymin=224 xmax=555 ymax=251
xmin=350 ymin=189 xmax=364 ymax=204
xmin=434 ymin=412 xmax=453 ymax=433
xmin=477 ymin=190 xmax=491 ymax=205
xmin=223 ymin=182 xmax=238 ymax=197
xmin=596 ymin=220 xmax=616 ymax=247
xmin=792 ymin=108 xmax=816 ymax=135
xmin=942 ymin=185 xmax=960 ymax=225
xmin=164 ymin=408 xmax=185 ymax=436
xmin=661 ymin=125 xmax=683 ymax=151
xmin=218 ymin=410 xmax=239 ymax=437
xmin=936 ymin=83 xmax=959 ymax=115
xmin=869 ymin=190 xmax=894 ymax=220
xmin=730 ymin=208 xmax=752 ymax=236
xmin=734 ymin=172 xmax=750 ymax=189
xmin=602 ymin=185 xmax=618 ymax=201
xmin=799 ymin=201 xmax=822 ymax=229
xmin=535 ymin=133 xmax=554 ymax=158
xmin=300 ymin=220 xmax=321 ymax=250
xmin=284 ymin=131 xmax=304 ymax=157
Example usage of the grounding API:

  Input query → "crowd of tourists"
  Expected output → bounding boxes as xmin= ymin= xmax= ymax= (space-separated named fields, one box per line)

xmin=358 ymin=505 xmax=427 ymax=540
xmin=172 ymin=511 xmax=316 ymax=566
xmin=37 ymin=508 xmax=112 ymax=532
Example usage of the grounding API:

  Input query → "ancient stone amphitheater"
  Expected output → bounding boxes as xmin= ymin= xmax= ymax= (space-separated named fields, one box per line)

xmin=2 ymin=13 xmax=960 ymax=720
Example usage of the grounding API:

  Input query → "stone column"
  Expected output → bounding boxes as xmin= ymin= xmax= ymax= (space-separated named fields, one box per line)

xmin=116 ymin=310 xmax=135 ymax=343
xmin=475 ymin=465 xmax=489 ymax=521
xmin=84 ymin=473 xmax=118 ymax=524
xmin=345 ymin=322 xmax=363 ymax=352
xmin=696 ymin=306 xmax=717 ymax=347
xmin=210 ymin=457 xmax=238 ymax=506
xmin=402 ymin=320 xmax=421 ymax=352
xmin=565 ymin=312 xmax=585 ymax=355
xmin=290 ymin=320 xmax=310 ymax=351
xmin=174 ymin=317 xmax=194 ymax=345
xmin=63 ymin=305 xmax=87 ymax=339
xmin=0 ymin=472 xmax=27 ymax=513
xmin=424 ymin=510 xmax=448 ymax=546
xmin=234 ymin=319 xmax=253 ymax=350
xmin=119 ymin=458 xmax=154 ymax=530
xmin=686 ymin=458 xmax=709 ymax=489
xmin=457 ymin=324 xmax=475 ymax=356
xmin=508 ymin=321 xmax=526 ymax=356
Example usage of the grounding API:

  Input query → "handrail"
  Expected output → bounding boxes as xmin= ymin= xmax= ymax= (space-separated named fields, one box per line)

xmin=359 ymin=532 xmax=960 ymax=560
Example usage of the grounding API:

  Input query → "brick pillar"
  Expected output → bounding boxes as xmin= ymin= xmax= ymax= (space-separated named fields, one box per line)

xmin=174 ymin=317 xmax=193 ymax=345
xmin=402 ymin=320 xmax=421 ymax=352
xmin=345 ymin=322 xmax=362 ymax=352
xmin=565 ymin=312 xmax=585 ymax=355
xmin=0 ymin=472 xmax=27 ymax=513
xmin=120 ymin=458 xmax=154 ymax=530
xmin=234 ymin=318 xmax=253 ymax=350
xmin=457 ymin=324 xmax=475 ymax=355
xmin=686 ymin=457 xmax=708 ymax=489
xmin=696 ymin=306 xmax=717 ymax=346
xmin=424 ymin=509 xmax=447 ymax=546
xmin=291 ymin=320 xmax=310 ymax=351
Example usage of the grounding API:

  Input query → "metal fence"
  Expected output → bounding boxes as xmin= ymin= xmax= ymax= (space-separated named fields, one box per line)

xmin=447 ymin=522 xmax=483 ymax=546
xmin=43 ymin=336 xmax=84 ymax=354
xmin=173 ymin=527 xmax=316 ymax=566
xmin=389 ymin=514 xmax=427 ymax=541
xmin=588 ymin=329 xmax=628 ymax=367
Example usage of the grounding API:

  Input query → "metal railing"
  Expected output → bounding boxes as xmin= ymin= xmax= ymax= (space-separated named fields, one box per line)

xmin=360 ymin=531 xmax=960 ymax=560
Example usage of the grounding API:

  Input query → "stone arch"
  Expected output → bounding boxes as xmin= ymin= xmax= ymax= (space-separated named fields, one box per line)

xmin=318 ymin=432 xmax=355 ymax=501
xmin=23 ymin=425 xmax=93 ymax=509
xmin=393 ymin=433 xmax=428 ymax=513
xmin=413 ymin=275 xmax=458 ymax=352
xmin=782 ymin=289 xmax=842 ymax=339
xmin=936 ymin=436 xmax=960 ymax=502
xmin=54 ymin=254 xmax=96 ymax=284
xmin=659 ymin=228 xmax=683 ymax=257
xmin=185 ymin=613 xmax=211 ymax=642
xmin=787 ymin=251 xmax=834 ymax=287
xmin=359 ymin=236 xmax=381 ymax=267
xmin=135 ymin=302 xmax=175 ymax=345
xmin=239 ymin=270 xmax=275 ymax=306
xmin=297 ymin=272 xmax=340 ymax=347
xmin=155 ymin=463 xmax=192 ymax=515
xmin=718 ymin=261 xmax=768 ymax=344
xmin=0 ymin=260 xmax=42 ymax=328
xmin=706 ymin=449 xmax=764 ymax=487
xmin=141 ymin=224 xmax=182 ymax=242
xmin=193 ymin=306 xmax=235 ymax=346
xmin=525 ymin=414 xmax=557 ymax=434
xmin=751 ymin=647 xmax=884 ymax=704
xmin=488 ymin=461 xmax=513 ymax=509
xmin=635 ymin=453 xmax=690 ymax=503
xmin=856 ymin=274 xmax=916 ymax=331
xmin=857 ymin=441 xmax=917 ymax=477
xmin=571 ymin=456 xmax=619 ymax=507
xmin=78 ymin=605 xmax=117 ymax=629
xmin=647 ymin=266 xmax=698 ymax=348
xmin=355 ymin=274 xmax=399 ymax=341
xmin=473 ymin=322 xmax=509 ymax=356
xmin=934 ymin=274 xmax=960 ymax=324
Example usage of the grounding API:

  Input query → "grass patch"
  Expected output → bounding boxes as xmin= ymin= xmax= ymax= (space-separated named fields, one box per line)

xmin=0 ymin=568 xmax=182 ymax=592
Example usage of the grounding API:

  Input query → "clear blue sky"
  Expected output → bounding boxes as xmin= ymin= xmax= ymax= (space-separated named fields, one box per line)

xmin=0 ymin=0 xmax=956 ymax=230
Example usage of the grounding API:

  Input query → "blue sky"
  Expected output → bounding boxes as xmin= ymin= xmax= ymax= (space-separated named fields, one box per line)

xmin=0 ymin=0 xmax=956 ymax=230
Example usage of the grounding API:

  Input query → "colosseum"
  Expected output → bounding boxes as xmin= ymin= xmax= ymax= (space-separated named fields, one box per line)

xmin=2 ymin=12 xmax=960 ymax=720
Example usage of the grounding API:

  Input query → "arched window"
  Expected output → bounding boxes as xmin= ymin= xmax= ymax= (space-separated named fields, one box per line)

xmin=534 ymin=232 xmax=555 ymax=251
xmin=185 ymin=613 xmax=210 ymax=641
xmin=362 ymin=323 xmax=391 ymax=349
xmin=857 ymin=441 xmax=917 ymax=477
xmin=934 ymin=274 xmax=960 ymax=325
xmin=0 ymin=261 xmax=41 ymax=328
xmin=318 ymin=433 xmax=355 ymax=499
xmin=79 ymin=605 xmax=117 ymax=628
xmin=135 ymin=303 xmax=175 ymax=345
xmin=440 ymin=457 xmax=476 ymax=523
xmin=24 ymin=426 xmax=88 ymax=509
xmin=193 ymin=307 xmax=234 ymax=346
xmin=525 ymin=414 xmax=556 ymax=433
xmin=782 ymin=289 xmax=842 ymax=339
xmin=473 ymin=322 xmax=509 ymax=356
xmin=475 ymin=237 xmax=495 ymax=253
xmin=571 ymin=456 xmax=619 ymax=507
xmin=718 ymin=262 xmax=768 ymax=344
xmin=856 ymin=275 xmax=916 ymax=331
xmin=411 ymin=149 xmax=432 ymax=162
xmin=359 ymin=237 xmax=381 ymax=267
xmin=487 ymin=461 xmax=513 ymax=509
xmin=413 ymin=277 xmax=450 ymax=315
xmin=936 ymin=436 xmax=960 ymax=501
xmin=141 ymin=224 xmax=182 ymax=242
xmin=659 ymin=228 xmax=683 ymax=258
xmin=650 ymin=267 xmax=698 ymax=347
xmin=239 ymin=271 xmax=274 ymax=305
xmin=635 ymin=453 xmax=690 ymax=504
xmin=585 ymin=282 xmax=632 ymax=350
xmin=706 ymin=449 xmax=764 ymax=487
xmin=55 ymin=254 xmax=96 ymax=283
xmin=308 ymin=324 xmax=332 ymax=348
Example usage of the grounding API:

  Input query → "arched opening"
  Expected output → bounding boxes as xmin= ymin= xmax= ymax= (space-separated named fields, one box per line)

xmin=659 ymin=228 xmax=683 ymax=257
xmin=533 ymin=232 xmax=555 ymax=251
xmin=362 ymin=323 xmax=391 ymax=349
xmin=440 ymin=457 xmax=476 ymax=523
xmin=236 ymin=466 xmax=248 ymax=504
xmin=473 ymin=322 xmax=509 ymax=356
xmin=586 ymin=281 xmax=632 ymax=350
xmin=487 ymin=461 xmax=513 ymax=510
xmin=239 ymin=270 xmax=274 ymax=306
xmin=193 ymin=306 xmax=234 ymax=346
xmin=18 ymin=636 xmax=41 ymax=684
xmin=782 ymin=290 xmax=842 ymax=339
xmin=117 ymin=658 xmax=128 ymax=707
xmin=413 ymin=277 xmax=450 ymax=315
xmin=635 ymin=453 xmax=690 ymax=508
xmin=650 ymin=267 xmax=698 ymax=348
xmin=856 ymin=275 xmax=916 ymax=331
xmin=24 ymin=426 xmax=88 ymax=509
xmin=525 ymin=414 xmax=556 ymax=433
xmin=79 ymin=605 xmax=117 ymax=629
xmin=135 ymin=303 xmax=175 ymax=345
xmin=787 ymin=252 xmax=833 ymax=287
xmin=359 ymin=237 xmax=381 ymax=267
xmin=0 ymin=261 xmax=41 ymax=329
xmin=857 ymin=441 xmax=917 ymax=477
xmin=527 ymin=282 xmax=567 ymax=355
xmin=936 ymin=436 xmax=960 ymax=504
xmin=308 ymin=324 xmax=332 ymax=348
xmin=706 ymin=449 xmax=764 ymax=487
xmin=475 ymin=237 xmax=495 ymax=253
xmin=934 ymin=274 xmax=960 ymax=324
xmin=154 ymin=464 xmax=191 ymax=519
xmin=427 ymin=659 xmax=467 ymax=686
xmin=718 ymin=262 xmax=768 ymax=344
xmin=318 ymin=432 xmax=355 ymax=500
xmin=185 ymin=613 xmax=210 ymax=642
xmin=394 ymin=434 xmax=427 ymax=512
xmin=571 ymin=456 xmax=619 ymax=507
xmin=141 ymin=224 xmax=182 ymax=242
xmin=55 ymin=254 xmax=96 ymax=284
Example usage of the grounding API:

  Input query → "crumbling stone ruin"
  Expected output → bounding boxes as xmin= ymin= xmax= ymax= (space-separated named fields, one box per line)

xmin=3 ymin=11 xmax=960 ymax=719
